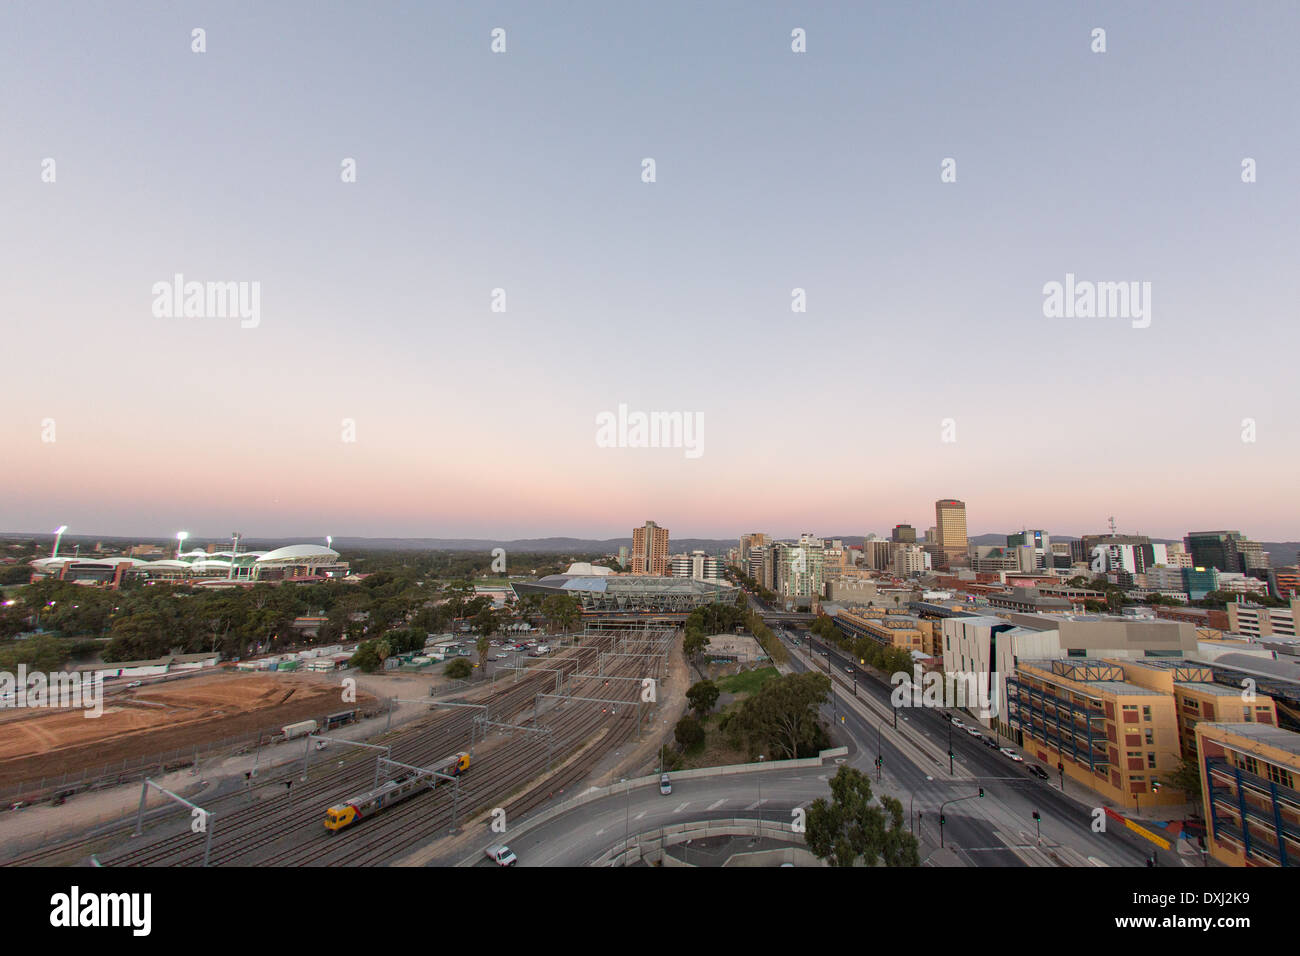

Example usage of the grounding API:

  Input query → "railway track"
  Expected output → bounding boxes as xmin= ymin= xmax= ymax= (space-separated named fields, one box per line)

xmin=14 ymin=630 xmax=673 ymax=867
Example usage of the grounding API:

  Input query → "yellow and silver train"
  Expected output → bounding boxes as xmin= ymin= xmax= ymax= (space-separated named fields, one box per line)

xmin=324 ymin=751 xmax=470 ymax=832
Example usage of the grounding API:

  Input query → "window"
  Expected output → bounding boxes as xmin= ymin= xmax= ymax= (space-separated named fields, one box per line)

xmin=1147 ymin=753 xmax=1157 ymax=769
xmin=1266 ymin=764 xmax=1294 ymax=789
xmin=1144 ymin=729 xmax=1154 ymax=745
xmin=1142 ymin=705 xmax=1152 ymax=721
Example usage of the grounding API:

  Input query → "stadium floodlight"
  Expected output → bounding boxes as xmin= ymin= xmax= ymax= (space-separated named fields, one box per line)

xmin=51 ymin=525 xmax=68 ymax=557
xmin=176 ymin=530 xmax=189 ymax=559
xmin=326 ymin=535 xmax=332 ymax=551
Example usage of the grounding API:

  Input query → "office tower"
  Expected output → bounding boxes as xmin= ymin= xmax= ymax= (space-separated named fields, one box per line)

xmin=1007 ymin=529 xmax=1051 ymax=571
xmin=630 ymin=520 xmax=670 ymax=575
xmin=891 ymin=524 xmax=916 ymax=544
xmin=934 ymin=499 xmax=968 ymax=569
xmin=1184 ymin=531 xmax=1246 ymax=574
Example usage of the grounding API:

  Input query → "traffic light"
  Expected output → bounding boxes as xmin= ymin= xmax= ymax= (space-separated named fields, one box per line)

xmin=978 ymin=787 xmax=984 ymax=798
xmin=939 ymin=814 xmax=946 ymax=826
xmin=1032 ymin=810 xmax=1040 ymax=821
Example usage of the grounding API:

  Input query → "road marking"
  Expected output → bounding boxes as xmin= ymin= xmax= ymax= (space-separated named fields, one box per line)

xmin=673 ymin=802 xmax=690 ymax=813
xmin=706 ymin=799 xmax=725 ymax=810
xmin=634 ymin=811 xmax=646 ymax=820
xmin=745 ymin=799 xmax=767 ymax=810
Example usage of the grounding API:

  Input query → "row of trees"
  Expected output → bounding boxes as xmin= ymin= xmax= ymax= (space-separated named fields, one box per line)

xmin=810 ymin=614 xmax=915 ymax=679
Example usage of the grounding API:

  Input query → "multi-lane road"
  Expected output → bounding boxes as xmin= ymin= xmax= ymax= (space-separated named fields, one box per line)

xmin=776 ymin=615 xmax=1176 ymax=867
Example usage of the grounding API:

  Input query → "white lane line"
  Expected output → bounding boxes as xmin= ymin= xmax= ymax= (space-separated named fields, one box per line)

xmin=706 ymin=799 xmax=725 ymax=810
xmin=634 ymin=811 xmax=646 ymax=821
xmin=673 ymin=802 xmax=690 ymax=813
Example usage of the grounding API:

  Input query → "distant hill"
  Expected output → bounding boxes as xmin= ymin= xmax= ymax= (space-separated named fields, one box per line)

xmin=5 ymin=530 xmax=1296 ymax=566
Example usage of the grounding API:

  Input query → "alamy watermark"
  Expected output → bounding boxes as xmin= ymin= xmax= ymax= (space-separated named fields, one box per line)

xmin=595 ymin=404 xmax=703 ymax=459
xmin=1042 ymin=273 xmax=1150 ymax=329
xmin=890 ymin=666 xmax=1000 ymax=720
xmin=152 ymin=274 xmax=260 ymax=329
xmin=0 ymin=665 xmax=104 ymax=718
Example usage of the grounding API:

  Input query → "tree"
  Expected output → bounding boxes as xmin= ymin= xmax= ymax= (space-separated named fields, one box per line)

xmin=1171 ymin=753 xmax=1204 ymax=805
xmin=674 ymin=714 xmax=705 ymax=751
xmin=472 ymin=606 xmax=501 ymax=641
xmin=682 ymin=628 xmax=710 ymax=678
xmin=444 ymin=657 xmax=472 ymax=680
xmin=541 ymin=594 xmax=581 ymax=634
xmin=475 ymin=634 xmax=491 ymax=677
xmin=349 ymin=641 xmax=381 ymax=673
xmin=685 ymin=679 xmax=720 ymax=719
xmin=805 ymin=765 xmax=919 ymax=867
xmin=727 ymin=671 xmax=830 ymax=760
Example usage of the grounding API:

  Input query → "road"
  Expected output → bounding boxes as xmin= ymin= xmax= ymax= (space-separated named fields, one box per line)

xmin=786 ymin=623 xmax=1162 ymax=867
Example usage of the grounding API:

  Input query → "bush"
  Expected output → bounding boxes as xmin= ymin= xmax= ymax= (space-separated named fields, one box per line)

xmin=444 ymin=657 xmax=472 ymax=680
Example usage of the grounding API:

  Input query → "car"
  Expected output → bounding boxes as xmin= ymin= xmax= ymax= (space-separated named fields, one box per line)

xmin=966 ymin=726 xmax=982 ymax=738
xmin=492 ymin=654 xmax=509 ymax=661
xmin=844 ymin=665 xmax=854 ymax=674
xmin=484 ymin=844 xmax=517 ymax=866
xmin=982 ymin=736 xmax=999 ymax=749
xmin=126 ymin=681 xmax=143 ymax=689
xmin=1027 ymin=764 xmax=1050 ymax=780
xmin=1000 ymin=747 xmax=1024 ymax=763
xmin=660 ymin=773 xmax=672 ymax=795
xmin=951 ymin=719 xmax=965 ymax=730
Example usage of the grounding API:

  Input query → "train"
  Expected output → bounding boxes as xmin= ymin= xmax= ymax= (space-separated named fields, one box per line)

xmin=323 ymin=752 xmax=470 ymax=832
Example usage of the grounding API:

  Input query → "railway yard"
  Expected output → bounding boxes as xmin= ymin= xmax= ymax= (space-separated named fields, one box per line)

xmin=3 ymin=629 xmax=675 ymax=867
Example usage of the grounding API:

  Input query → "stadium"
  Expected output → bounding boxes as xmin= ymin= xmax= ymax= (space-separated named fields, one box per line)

xmin=28 ymin=544 xmax=346 ymax=587
xmin=512 ymin=566 xmax=734 ymax=614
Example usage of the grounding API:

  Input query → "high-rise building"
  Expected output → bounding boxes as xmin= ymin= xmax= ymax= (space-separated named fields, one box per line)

xmin=630 ymin=520 xmax=670 ymax=575
xmin=1184 ymin=531 xmax=1246 ymax=574
xmin=894 ymin=544 xmax=927 ymax=576
xmin=773 ymin=536 xmax=825 ymax=607
xmin=891 ymin=524 xmax=916 ymax=544
xmin=1007 ymin=529 xmax=1051 ymax=571
xmin=934 ymin=499 xmax=968 ymax=568
xmin=739 ymin=532 xmax=769 ymax=568
xmin=671 ymin=550 xmax=723 ymax=583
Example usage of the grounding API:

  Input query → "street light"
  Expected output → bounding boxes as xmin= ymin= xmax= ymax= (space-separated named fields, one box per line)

xmin=51 ymin=525 xmax=68 ymax=558
xmin=176 ymin=531 xmax=189 ymax=559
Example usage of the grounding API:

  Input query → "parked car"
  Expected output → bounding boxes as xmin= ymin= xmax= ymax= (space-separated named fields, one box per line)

xmin=1000 ymin=747 xmax=1024 ymax=763
xmin=484 ymin=845 xmax=517 ymax=866
xmin=965 ymin=726 xmax=982 ymax=738
xmin=982 ymin=736 xmax=999 ymax=749
xmin=951 ymin=719 xmax=965 ymax=730
xmin=1027 ymin=764 xmax=1050 ymax=780
xmin=126 ymin=681 xmax=143 ymax=689
xmin=659 ymin=773 xmax=672 ymax=795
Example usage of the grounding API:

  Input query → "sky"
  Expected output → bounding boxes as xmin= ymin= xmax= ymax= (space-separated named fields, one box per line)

xmin=3 ymin=1 xmax=1299 ymax=543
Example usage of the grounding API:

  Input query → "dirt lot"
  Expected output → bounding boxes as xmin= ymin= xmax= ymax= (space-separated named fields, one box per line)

xmin=0 ymin=670 xmax=376 ymax=788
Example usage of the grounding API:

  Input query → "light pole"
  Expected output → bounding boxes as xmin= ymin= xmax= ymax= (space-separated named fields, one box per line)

xmin=176 ymin=531 xmax=189 ymax=560
xmin=51 ymin=525 xmax=68 ymax=558
xmin=948 ymin=720 xmax=954 ymax=775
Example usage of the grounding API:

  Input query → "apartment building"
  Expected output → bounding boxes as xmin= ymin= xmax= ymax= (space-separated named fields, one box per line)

xmin=1008 ymin=659 xmax=1185 ymax=809
xmin=630 ymin=520 xmax=670 ymax=575
xmin=1195 ymin=722 xmax=1300 ymax=867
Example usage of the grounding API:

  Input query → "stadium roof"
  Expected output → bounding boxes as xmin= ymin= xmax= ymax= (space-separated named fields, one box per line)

xmin=255 ymin=544 xmax=340 ymax=565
